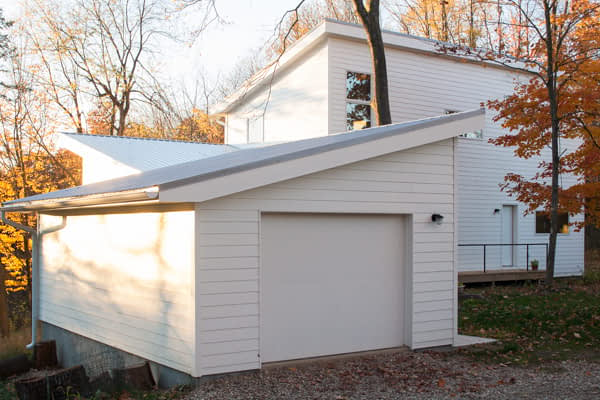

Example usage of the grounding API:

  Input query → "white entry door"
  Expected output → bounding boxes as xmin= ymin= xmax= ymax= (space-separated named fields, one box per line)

xmin=260 ymin=213 xmax=406 ymax=363
xmin=501 ymin=205 xmax=516 ymax=266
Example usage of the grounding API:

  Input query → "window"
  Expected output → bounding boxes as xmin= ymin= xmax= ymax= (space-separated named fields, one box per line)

xmin=445 ymin=110 xmax=484 ymax=139
xmin=248 ymin=115 xmax=264 ymax=143
xmin=535 ymin=212 xmax=569 ymax=234
xmin=346 ymin=72 xmax=371 ymax=131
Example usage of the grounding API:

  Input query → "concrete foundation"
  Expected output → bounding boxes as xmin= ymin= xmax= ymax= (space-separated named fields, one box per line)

xmin=41 ymin=322 xmax=193 ymax=388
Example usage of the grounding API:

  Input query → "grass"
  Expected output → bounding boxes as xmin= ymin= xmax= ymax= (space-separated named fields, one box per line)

xmin=0 ymin=327 xmax=30 ymax=400
xmin=459 ymin=276 xmax=600 ymax=364
xmin=0 ymin=326 xmax=31 ymax=360
xmin=584 ymin=248 xmax=600 ymax=284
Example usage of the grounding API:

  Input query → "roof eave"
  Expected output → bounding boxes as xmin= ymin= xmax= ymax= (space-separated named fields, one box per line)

xmin=212 ymin=20 xmax=530 ymax=114
xmin=1 ymin=187 xmax=159 ymax=213
xmin=212 ymin=21 xmax=330 ymax=114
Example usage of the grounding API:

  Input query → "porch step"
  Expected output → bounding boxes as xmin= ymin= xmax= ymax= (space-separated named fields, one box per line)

xmin=459 ymin=269 xmax=545 ymax=284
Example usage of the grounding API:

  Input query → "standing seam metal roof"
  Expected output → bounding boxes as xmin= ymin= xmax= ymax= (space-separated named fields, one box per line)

xmin=59 ymin=132 xmax=239 ymax=171
xmin=4 ymin=109 xmax=483 ymax=207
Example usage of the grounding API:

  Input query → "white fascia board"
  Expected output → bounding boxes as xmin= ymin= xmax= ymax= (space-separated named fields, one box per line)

xmin=326 ymin=21 xmax=528 ymax=72
xmin=0 ymin=187 xmax=159 ymax=212
xmin=160 ymin=111 xmax=485 ymax=203
xmin=212 ymin=22 xmax=329 ymax=114
xmin=213 ymin=21 xmax=529 ymax=114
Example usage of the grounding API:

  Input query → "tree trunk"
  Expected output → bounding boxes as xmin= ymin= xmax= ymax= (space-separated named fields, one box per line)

xmin=546 ymin=105 xmax=560 ymax=285
xmin=352 ymin=0 xmax=392 ymax=126
xmin=544 ymin=0 xmax=558 ymax=286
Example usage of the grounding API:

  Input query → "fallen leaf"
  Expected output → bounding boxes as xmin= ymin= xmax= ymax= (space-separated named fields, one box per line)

xmin=438 ymin=378 xmax=446 ymax=388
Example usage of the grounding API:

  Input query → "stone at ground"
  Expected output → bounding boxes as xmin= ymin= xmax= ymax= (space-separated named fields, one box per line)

xmin=184 ymin=350 xmax=600 ymax=400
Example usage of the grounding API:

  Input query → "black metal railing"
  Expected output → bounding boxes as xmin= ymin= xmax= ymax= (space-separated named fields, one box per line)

xmin=458 ymin=243 xmax=549 ymax=272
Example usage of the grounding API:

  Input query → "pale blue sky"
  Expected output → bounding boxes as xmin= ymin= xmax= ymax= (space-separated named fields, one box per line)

xmin=0 ymin=0 xmax=306 ymax=82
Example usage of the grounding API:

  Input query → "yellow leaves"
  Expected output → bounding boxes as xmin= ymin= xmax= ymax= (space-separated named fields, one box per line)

xmin=172 ymin=108 xmax=224 ymax=144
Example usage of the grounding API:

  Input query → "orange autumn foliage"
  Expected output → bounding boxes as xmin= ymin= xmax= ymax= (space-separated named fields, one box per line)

xmin=0 ymin=57 xmax=82 ymax=299
xmin=487 ymin=0 xmax=600 ymax=230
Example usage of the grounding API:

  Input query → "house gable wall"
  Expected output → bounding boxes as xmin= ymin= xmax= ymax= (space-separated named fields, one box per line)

xmin=193 ymin=138 xmax=455 ymax=376
xmin=326 ymin=37 xmax=584 ymax=276
xmin=39 ymin=210 xmax=196 ymax=374
xmin=225 ymin=40 xmax=329 ymax=144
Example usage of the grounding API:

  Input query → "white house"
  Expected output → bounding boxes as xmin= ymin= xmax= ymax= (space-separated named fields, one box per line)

xmin=213 ymin=19 xmax=584 ymax=277
xmin=1 ymin=111 xmax=484 ymax=385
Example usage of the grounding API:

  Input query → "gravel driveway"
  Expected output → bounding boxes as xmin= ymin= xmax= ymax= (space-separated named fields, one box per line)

xmin=184 ymin=349 xmax=600 ymax=399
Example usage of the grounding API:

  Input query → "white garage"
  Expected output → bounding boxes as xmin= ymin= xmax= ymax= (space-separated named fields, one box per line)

xmin=261 ymin=213 xmax=407 ymax=362
xmin=2 ymin=110 xmax=485 ymax=382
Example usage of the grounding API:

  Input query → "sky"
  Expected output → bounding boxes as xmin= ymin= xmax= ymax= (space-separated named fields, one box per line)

xmin=0 ymin=0 xmax=306 ymax=84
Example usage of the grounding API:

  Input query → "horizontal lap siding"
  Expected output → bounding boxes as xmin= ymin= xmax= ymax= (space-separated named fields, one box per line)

xmin=328 ymin=38 xmax=584 ymax=277
xmin=456 ymin=139 xmax=584 ymax=275
xmin=226 ymin=41 xmax=329 ymax=145
xmin=195 ymin=140 xmax=455 ymax=375
xmin=40 ymin=211 xmax=195 ymax=374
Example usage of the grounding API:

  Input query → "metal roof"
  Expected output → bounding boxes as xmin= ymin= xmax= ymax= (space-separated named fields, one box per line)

xmin=59 ymin=133 xmax=239 ymax=171
xmin=213 ymin=19 xmax=527 ymax=114
xmin=3 ymin=109 xmax=484 ymax=211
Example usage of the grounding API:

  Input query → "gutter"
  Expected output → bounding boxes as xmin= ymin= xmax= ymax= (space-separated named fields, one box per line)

xmin=1 ymin=187 xmax=159 ymax=212
xmin=1 ymin=211 xmax=67 ymax=349
xmin=0 ymin=187 xmax=159 ymax=349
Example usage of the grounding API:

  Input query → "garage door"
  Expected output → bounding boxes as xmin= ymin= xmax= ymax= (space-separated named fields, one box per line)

xmin=261 ymin=213 xmax=406 ymax=363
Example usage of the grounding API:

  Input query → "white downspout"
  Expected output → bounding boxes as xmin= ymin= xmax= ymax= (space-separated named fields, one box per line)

xmin=1 ymin=211 xmax=67 ymax=349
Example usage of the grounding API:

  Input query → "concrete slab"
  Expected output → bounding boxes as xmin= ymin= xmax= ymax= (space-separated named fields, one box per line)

xmin=453 ymin=334 xmax=496 ymax=347
xmin=263 ymin=346 xmax=409 ymax=369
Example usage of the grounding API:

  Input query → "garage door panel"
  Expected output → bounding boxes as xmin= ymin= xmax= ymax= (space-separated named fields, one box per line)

xmin=261 ymin=213 xmax=406 ymax=363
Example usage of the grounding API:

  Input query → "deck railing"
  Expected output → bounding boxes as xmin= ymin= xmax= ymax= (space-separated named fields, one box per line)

xmin=458 ymin=243 xmax=549 ymax=272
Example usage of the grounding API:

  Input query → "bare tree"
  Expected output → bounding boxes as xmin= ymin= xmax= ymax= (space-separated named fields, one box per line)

xmin=270 ymin=0 xmax=359 ymax=56
xmin=22 ymin=4 xmax=85 ymax=133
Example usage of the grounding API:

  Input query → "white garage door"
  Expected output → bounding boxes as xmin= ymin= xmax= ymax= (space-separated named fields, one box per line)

xmin=261 ymin=213 xmax=406 ymax=363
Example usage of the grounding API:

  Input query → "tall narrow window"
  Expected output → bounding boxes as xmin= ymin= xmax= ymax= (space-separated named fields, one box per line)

xmin=346 ymin=72 xmax=371 ymax=131
xmin=248 ymin=115 xmax=264 ymax=143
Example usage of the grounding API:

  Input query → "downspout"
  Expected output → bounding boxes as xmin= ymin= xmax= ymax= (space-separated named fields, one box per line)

xmin=1 ymin=211 xmax=67 ymax=349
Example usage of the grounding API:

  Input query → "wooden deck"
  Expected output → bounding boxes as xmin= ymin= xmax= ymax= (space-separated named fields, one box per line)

xmin=459 ymin=269 xmax=545 ymax=284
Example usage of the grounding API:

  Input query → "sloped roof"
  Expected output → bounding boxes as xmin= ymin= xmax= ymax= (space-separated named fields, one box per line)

xmin=59 ymin=133 xmax=239 ymax=171
xmin=213 ymin=19 xmax=527 ymax=114
xmin=2 ymin=109 xmax=485 ymax=211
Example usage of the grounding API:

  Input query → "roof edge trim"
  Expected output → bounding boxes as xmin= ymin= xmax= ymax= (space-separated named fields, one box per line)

xmin=162 ymin=108 xmax=484 ymax=191
xmin=1 ymin=187 xmax=159 ymax=212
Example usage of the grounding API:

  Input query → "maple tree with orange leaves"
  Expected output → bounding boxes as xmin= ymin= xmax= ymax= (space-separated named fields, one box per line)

xmin=484 ymin=0 xmax=600 ymax=284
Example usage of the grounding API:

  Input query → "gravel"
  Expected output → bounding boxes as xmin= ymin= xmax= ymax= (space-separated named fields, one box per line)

xmin=184 ymin=350 xmax=600 ymax=400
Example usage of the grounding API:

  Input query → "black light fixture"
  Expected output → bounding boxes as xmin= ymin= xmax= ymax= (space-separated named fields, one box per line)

xmin=494 ymin=208 xmax=501 ymax=214
xmin=431 ymin=214 xmax=444 ymax=225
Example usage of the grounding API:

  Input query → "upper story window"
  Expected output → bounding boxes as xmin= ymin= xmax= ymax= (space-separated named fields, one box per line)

xmin=247 ymin=115 xmax=264 ymax=143
xmin=535 ymin=211 xmax=569 ymax=234
xmin=346 ymin=72 xmax=371 ymax=131
xmin=445 ymin=110 xmax=484 ymax=139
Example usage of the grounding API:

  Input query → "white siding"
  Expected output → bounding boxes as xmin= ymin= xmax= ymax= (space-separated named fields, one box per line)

xmin=225 ymin=40 xmax=329 ymax=144
xmin=40 ymin=211 xmax=195 ymax=374
xmin=327 ymin=37 xmax=584 ymax=276
xmin=193 ymin=139 xmax=455 ymax=376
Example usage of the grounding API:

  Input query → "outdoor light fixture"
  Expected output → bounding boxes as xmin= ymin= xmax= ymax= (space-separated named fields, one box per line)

xmin=494 ymin=208 xmax=501 ymax=214
xmin=431 ymin=214 xmax=444 ymax=225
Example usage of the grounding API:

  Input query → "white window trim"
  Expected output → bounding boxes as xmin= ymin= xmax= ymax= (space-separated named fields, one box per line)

xmin=345 ymin=71 xmax=372 ymax=131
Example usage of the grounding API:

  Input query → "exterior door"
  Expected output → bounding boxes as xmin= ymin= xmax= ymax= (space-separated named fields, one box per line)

xmin=501 ymin=205 xmax=516 ymax=266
